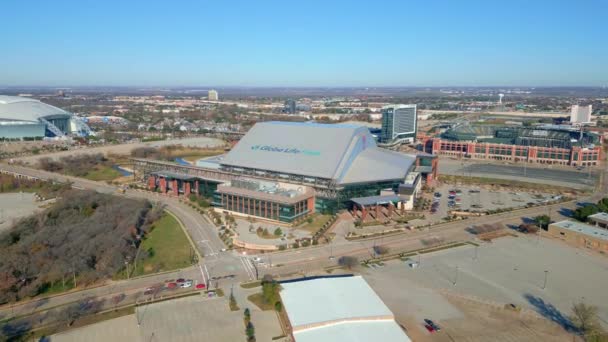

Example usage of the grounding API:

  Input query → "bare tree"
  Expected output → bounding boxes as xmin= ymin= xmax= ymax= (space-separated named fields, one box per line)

xmin=570 ymin=302 xmax=599 ymax=337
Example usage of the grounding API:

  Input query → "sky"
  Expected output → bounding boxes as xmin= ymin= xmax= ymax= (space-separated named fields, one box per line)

xmin=1 ymin=0 xmax=607 ymax=87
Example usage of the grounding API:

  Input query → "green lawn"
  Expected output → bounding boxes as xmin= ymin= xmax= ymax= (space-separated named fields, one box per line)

xmin=297 ymin=214 xmax=333 ymax=234
xmin=131 ymin=213 xmax=195 ymax=277
xmin=82 ymin=166 xmax=123 ymax=181
xmin=247 ymin=293 xmax=274 ymax=311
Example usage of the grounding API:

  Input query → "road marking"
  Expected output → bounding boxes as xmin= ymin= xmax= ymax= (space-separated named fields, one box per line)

xmin=199 ymin=264 xmax=206 ymax=285
xmin=203 ymin=264 xmax=211 ymax=285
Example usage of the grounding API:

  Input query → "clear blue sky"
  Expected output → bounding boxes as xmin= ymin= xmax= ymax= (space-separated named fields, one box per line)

xmin=1 ymin=0 xmax=606 ymax=87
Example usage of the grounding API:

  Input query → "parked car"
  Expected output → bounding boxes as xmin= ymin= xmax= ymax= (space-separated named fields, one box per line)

xmin=434 ymin=192 xmax=442 ymax=197
xmin=180 ymin=281 xmax=193 ymax=288
xmin=424 ymin=324 xmax=435 ymax=333
xmin=166 ymin=282 xmax=177 ymax=289
xmin=424 ymin=319 xmax=441 ymax=331
xmin=176 ymin=278 xmax=186 ymax=283
xmin=195 ymin=283 xmax=206 ymax=289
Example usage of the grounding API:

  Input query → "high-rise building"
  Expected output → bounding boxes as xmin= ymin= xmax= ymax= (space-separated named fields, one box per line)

xmin=380 ymin=104 xmax=417 ymax=144
xmin=208 ymin=89 xmax=219 ymax=101
xmin=284 ymin=99 xmax=297 ymax=114
xmin=570 ymin=104 xmax=592 ymax=124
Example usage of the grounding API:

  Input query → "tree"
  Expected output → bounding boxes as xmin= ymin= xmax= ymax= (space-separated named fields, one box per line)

xmin=245 ymin=321 xmax=255 ymax=342
xmin=534 ymin=215 xmax=551 ymax=230
xmin=243 ymin=307 xmax=251 ymax=324
xmin=570 ymin=302 xmax=600 ymax=337
xmin=338 ymin=256 xmax=358 ymax=269
xmin=273 ymin=227 xmax=282 ymax=236
xmin=574 ymin=205 xmax=599 ymax=222
xmin=373 ymin=245 xmax=390 ymax=256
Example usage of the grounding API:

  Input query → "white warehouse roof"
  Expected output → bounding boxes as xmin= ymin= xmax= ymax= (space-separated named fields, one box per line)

xmin=221 ymin=121 xmax=416 ymax=184
xmin=0 ymin=95 xmax=71 ymax=122
xmin=280 ymin=276 xmax=411 ymax=342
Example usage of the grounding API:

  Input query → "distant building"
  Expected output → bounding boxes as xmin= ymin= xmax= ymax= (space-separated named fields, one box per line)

xmin=208 ymin=89 xmax=219 ymax=101
xmin=284 ymin=99 xmax=297 ymax=114
xmin=425 ymin=123 xmax=602 ymax=167
xmin=571 ymin=104 xmax=592 ymax=124
xmin=548 ymin=220 xmax=608 ymax=252
xmin=0 ymin=95 xmax=91 ymax=140
xmin=280 ymin=276 xmax=411 ymax=342
xmin=380 ymin=104 xmax=417 ymax=145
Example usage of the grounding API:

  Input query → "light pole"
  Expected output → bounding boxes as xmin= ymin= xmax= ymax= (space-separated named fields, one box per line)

xmin=453 ymin=266 xmax=459 ymax=286
xmin=542 ymin=270 xmax=549 ymax=290
xmin=473 ymin=245 xmax=478 ymax=261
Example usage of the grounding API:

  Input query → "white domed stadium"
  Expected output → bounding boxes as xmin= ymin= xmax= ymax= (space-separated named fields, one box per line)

xmin=0 ymin=95 xmax=91 ymax=140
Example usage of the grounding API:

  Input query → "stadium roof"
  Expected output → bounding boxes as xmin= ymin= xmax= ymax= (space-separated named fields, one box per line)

xmin=221 ymin=121 xmax=415 ymax=184
xmin=0 ymin=95 xmax=71 ymax=122
xmin=280 ymin=276 xmax=411 ymax=342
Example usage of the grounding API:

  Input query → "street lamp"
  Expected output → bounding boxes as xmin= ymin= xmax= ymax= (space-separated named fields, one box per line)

xmin=542 ymin=270 xmax=549 ymax=290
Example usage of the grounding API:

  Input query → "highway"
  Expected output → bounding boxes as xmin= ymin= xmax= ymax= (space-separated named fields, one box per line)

xmin=0 ymin=160 xmax=604 ymax=322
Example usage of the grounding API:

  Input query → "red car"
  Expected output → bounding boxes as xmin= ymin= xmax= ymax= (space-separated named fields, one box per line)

xmin=195 ymin=283 xmax=206 ymax=289
xmin=424 ymin=324 xmax=435 ymax=333
xmin=176 ymin=278 xmax=186 ymax=283
xmin=166 ymin=282 xmax=178 ymax=289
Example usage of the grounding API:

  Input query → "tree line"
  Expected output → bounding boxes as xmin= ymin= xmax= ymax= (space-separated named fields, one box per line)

xmin=0 ymin=190 xmax=163 ymax=304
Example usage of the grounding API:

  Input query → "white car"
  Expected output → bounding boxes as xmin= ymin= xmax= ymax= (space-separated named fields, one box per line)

xmin=180 ymin=281 xmax=193 ymax=288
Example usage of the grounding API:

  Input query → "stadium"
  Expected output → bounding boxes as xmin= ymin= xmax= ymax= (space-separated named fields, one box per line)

xmin=0 ymin=95 xmax=91 ymax=140
xmin=425 ymin=123 xmax=602 ymax=166
xmin=134 ymin=121 xmax=437 ymax=220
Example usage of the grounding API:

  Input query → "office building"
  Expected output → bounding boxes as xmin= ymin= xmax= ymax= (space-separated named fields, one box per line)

xmin=284 ymin=99 xmax=297 ymax=114
xmin=208 ymin=89 xmax=219 ymax=101
xmin=380 ymin=104 xmax=417 ymax=145
xmin=0 ymin=95 xmax=91 ymax=140
xmin=570 ymin=104 xmax=592 ymax=124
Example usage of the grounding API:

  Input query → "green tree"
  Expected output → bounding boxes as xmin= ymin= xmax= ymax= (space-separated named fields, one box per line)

xmin=534 ymin=215 xmax=551 ymax=229
xmin=273 ymin=227 xmax=282 ymax=236
xmin=245 ymin=322 xmax=255 ymax=341
xmin=574 ymin=205 xmax=599 ymax=222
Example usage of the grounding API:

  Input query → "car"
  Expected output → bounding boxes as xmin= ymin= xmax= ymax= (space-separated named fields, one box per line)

xmin=176 ymin=278 xmax=186 ymax=283
xmin=220 ymin=248 xmax=227 ymax=252
xmin=195 ymin=283 xmax=206 ymax=289
xmin=144 ymin=290 xmax=154 ymax=295
xmin=434 ymin=192 xmax=442 ymax=197
xmin=252 ymin=257 xmax=261 ymax=262
xmin=424 ymin=319 xmax=441 ymax=331
xmin=328 ymin=256 xmax=335 ymax=260
xmin=166 ymin=282 xmax=177 ymax=289
xmin=424 ymin=324 xmax=435 ymax=333
xmin=180 ymin=281 xmax=193 ymax=288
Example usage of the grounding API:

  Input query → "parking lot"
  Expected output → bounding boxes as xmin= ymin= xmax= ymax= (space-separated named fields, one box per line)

xmin=0 ymin=192 xmax=46 ymax=232
xmin=362 ymin=235 xmax=608 ymax=340
xmin=420 ymin=184 xmax=554 ymax=225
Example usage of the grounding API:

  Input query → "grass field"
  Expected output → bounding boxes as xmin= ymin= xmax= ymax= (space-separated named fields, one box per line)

xmin=83 ymin=166 xmax=123 ymax=181
xmin=247 ymin=293 xmax=274 ymax=311
xmin=297 ymin=214 xmax=333 ymax=233
xmin=130 ymin=212 xmax=195 ymax=277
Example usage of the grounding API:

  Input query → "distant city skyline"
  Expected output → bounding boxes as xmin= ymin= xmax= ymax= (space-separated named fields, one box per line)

xmin=1 ymin=0 xmax=607 ymax=87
